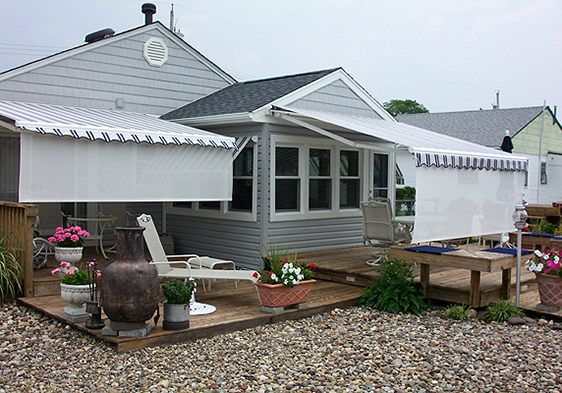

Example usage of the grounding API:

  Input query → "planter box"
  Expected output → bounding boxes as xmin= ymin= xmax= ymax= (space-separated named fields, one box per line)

xmin=254 ymin=280 xmax=316 ymax=309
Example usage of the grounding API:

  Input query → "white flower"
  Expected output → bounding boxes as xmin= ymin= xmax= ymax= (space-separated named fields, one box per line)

xmin=534 ymin=249 xmax=543 ymax=258
xmin=555 ymin=255 xmax=560 ymax=264
xmin=271 ymin=273 xmax=278 ymax=281
xmin=537 ymin=262 xmax=544 ymax=271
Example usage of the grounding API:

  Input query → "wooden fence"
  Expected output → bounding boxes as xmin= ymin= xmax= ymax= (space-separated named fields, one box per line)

xmin=0 ymin=201 xmax=38 ymax=297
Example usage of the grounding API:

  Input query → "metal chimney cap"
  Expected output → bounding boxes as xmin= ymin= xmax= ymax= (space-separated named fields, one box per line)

xmin=142 ymin=3 xmax=157 ymax=24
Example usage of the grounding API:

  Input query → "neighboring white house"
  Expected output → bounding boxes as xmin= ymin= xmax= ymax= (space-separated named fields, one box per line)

xmin=0 ymin=10 xmax=528 ymax=270
xmin=397 ymin=107 xmax=562 ymax=205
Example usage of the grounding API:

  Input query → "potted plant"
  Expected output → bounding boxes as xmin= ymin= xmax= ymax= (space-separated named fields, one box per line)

xmin=161 ymin=278 xmax=196 ymax=330
xmin=526 ymin=248 xmax=562 ymax=308
xmin=49 ymin=226 xmax=90 ymax=264
xmin=51 ymin=260 xmax=101 ymax=322
xmin=0 ymin=236 xmax=23 ymax=303
xmin=254 ymin=244 xmax=316 ymax=312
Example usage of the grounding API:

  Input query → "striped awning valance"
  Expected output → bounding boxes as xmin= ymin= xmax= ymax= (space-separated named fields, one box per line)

xmin=414 ymin=151 xmax=528 ymax=172
xmin=0 ymin=100 xmax=236 ymax=149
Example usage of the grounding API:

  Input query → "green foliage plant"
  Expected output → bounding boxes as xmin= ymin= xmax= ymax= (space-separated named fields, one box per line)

xmin=0 ymin=236 xmax=23 ymax=303
xmin=442 ymin=304 xmax=471 ymax=321
xmin=383 ymin=99 xmax=429 ymax=116
xmin=162 ymin=279 xmax=196 ymax=305
xmin=358 ymin=259 xmax=427 ymax=315
xmin=486 ymin=299 xmax=524 ymax=322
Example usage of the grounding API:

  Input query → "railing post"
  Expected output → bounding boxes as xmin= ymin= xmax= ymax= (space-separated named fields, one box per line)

xmin=23 ymin=204 xmax=38 ymax=297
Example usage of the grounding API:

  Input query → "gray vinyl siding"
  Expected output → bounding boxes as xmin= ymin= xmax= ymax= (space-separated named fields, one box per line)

xmin=287 ymin=80 xmax=382 ymax=118
xmin=268 ymin=216 xmax=364 ymax=253
xmin=167 ymin=215 xmax=263 ymax=270
xmin=0 ymin=29 xmax=231 ymax=115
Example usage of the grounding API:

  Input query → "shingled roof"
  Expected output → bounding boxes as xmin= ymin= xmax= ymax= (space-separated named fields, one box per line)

xmin=161 ymin=68 xmax=339 ymax=121
xmin=396 ymin=107 xmax=545 ymax=148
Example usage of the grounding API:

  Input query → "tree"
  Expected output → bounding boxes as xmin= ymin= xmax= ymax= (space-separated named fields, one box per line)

xmin=383 ymin=99 xmax=429 ymax=117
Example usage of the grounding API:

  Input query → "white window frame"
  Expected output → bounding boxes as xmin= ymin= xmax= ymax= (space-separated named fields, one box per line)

xmin=167 ymin=143 xmax=258 ymax=222
xmin=271 ymin=135 xmax=364 ymax=222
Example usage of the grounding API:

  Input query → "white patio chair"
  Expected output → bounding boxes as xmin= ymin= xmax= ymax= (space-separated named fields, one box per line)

xmin=33 ymin=237 xmax=55 ymax=270
xmin=136 ymin=213 xmax=258 ymax=291
xmin=361 ymin=198 xmax=409 ymax=266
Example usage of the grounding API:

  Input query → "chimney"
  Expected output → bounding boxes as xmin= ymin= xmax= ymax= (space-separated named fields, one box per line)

xmin=142 ymin=3 xmax=156 ymax=25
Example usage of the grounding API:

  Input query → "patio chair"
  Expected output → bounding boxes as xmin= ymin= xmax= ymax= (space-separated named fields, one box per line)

xmin=33 ymin=237 xmax=55 ymax=270
xmin=136 ymin=213 xmax=258 ymax=291
xmin=361 ymin=198 xmax=409 ymax=266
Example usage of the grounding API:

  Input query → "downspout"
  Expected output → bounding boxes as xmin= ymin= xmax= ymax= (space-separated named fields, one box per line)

xmin=537 ymin=101 xmax=546 ymax=203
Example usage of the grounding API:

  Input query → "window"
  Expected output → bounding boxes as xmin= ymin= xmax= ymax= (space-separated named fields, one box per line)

xmin=309 ymin=148 xmax=331 ymax=210
xmin=340 ymin=150 xmax=360 ymax=208
xmin=168 ymin=144 xmax=256 ymax=221
xmin=395 ymin=164 xmax=405 ymax=185
xmin=541 ymin=162 xmax=547 ymax=184
xmin=373 ymin=153 xmax=388 ymax=198
xmin=272 ymin=138 xmax=363 ymax=219
xmin=275 ymin=147 xmax=300 ymax=211
xmin=230 ymin=146 xmax=254 ymax=211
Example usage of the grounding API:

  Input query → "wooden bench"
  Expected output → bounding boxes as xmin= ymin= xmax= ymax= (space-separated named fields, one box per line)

xmin=389 ymin=246 xmax=532 ymax=308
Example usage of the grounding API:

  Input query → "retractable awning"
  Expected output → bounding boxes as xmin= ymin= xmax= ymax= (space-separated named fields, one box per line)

xmin=0 ymin=100 xmax=236 ymax=203
xmin=271 ymin=106 xmax=528 ymax=244
xmin=272 ymin=107 xmax=527 ymax=171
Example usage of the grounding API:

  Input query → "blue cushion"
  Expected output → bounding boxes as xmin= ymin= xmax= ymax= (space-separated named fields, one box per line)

xmin=405 ymin=245 xmax=457 ymax=255
xmin=482 ymin=247 xmax=533 ymax=255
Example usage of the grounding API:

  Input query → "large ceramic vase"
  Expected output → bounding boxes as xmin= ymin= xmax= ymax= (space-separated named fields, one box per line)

xmin=55 ymin=247 xmax=83 ymax=264
xmin=100 ymin=227 xmax=159 ymax=331
xmin=254 ymin=280 xmax=316 ymax=309
xmin=60 ymin=283 xmax=92 ymax=322
xmin=536 ymin=273 xmax=562 ymax=308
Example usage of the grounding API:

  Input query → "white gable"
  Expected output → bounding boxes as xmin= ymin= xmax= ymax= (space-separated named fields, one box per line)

xmin=0 ymin=23 xmax=235 ymax=116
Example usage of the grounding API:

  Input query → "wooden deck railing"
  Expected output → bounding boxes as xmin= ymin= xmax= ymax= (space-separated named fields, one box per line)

xmin=0 ymin=201 xmax=38 ymax=297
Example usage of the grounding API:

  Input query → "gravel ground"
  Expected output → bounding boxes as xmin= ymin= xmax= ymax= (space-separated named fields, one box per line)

xmin=1 ymin=302 xmax=562 ymax=393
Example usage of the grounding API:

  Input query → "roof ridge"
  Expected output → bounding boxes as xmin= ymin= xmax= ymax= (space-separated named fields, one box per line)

xmin=399 ymin=106 xmax=545 ymax=117
xmin=237 ymin=67 xmax=340 ymax=85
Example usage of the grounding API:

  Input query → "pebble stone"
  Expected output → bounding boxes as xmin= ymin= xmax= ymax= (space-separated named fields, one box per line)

xmin=1 ymin=302 xmax=562 ymax=392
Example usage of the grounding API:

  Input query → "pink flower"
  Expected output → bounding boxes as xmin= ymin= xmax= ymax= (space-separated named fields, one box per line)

xmin=60 ymin=261 xmax=71 ymax=268
xmin=95 ymin=271 xmax=102 ymax=278
xmin=88 ymin=261 xmax=95 ymax=267
xmin=66 ymin=270 xmax=75 ymax=275
xmin=70 ymin=234 xmax=79 ymax=242
xmin=51 ymin=268 xmax=61 ymax=275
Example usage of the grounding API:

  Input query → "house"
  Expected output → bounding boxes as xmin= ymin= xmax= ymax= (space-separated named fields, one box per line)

xmin=0 ymin=14 xmax=237 ymax=234
xmin=160 ymin=68 xmax=527 ymax=268
xmin=0 ymin=9 xmax=528 ymax=271
xmin=397 ymin=107 xmax=562 ymax=205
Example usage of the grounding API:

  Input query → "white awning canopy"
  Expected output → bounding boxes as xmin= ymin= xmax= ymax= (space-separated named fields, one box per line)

xmin=0 ymin=100 xmax=236 ymax=203
xmin=272 ymin=107 xmax=527 ymax=172
xmin=271 ymin=107 xmax=528 ymax=244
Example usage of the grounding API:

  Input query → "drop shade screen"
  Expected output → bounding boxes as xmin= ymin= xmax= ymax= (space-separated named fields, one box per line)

xmin=411 ymin=166 xmax=527 ymax=244
xmin=19 ymin=132 xmax=233 ymax=203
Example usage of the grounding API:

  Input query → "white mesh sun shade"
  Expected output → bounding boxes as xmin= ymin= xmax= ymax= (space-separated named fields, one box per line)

xmin=411 ymin=165 xmax=527 ymax=244
xmin=19 ymin=132 xmax=233 ymax=202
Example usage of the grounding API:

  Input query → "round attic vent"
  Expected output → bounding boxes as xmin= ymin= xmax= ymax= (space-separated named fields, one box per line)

xmin=143 ymin=37 xmax=168 ymax=67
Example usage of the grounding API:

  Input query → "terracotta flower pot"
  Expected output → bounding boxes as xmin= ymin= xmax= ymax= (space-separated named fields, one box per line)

xmin=536 ymin=273 xmax=562 ymax=308
xmin=254 ymin=280 xmax=316 ymax=308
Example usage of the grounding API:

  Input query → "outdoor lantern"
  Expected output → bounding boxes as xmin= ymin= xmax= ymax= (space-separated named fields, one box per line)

xmin=512 ymin=205 xmax=528 ymax=229
xmin=513 ymin=205 xmax=528 ymax=306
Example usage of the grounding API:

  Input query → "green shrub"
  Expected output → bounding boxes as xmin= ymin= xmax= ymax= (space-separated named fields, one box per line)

xmin=486 ymin=299 xmax=523 ymax=322
xmin=0 ymin=236 xmax=23 ymax=303
xmin=162 ymin=279 xmax=196 ymax=304
xmin=358 ymin=259 xmax=427 ymax=315
xmin=443 ymin=304 xmax=471 ymax=320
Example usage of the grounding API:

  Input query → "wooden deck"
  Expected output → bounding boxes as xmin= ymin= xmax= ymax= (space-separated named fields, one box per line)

xmin=20 ymin=244 xmax=562 ymax=353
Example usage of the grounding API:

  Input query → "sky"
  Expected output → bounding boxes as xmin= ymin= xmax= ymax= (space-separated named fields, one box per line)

xmin=1 ymin=0 xmax=560 ymax=113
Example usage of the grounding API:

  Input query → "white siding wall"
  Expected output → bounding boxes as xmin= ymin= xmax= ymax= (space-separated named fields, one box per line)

xmin=0 ymin=28 xmax=231 ymax=115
